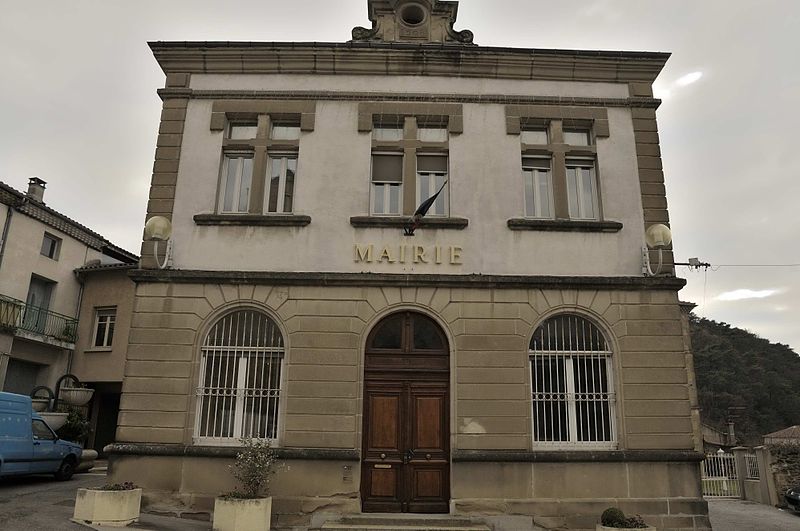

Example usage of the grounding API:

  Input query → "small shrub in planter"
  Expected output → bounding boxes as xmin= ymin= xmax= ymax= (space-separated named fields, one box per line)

xmin=213 ymin=438 xmax=279 ymax=531
xmin=597 ymin=507 xmax=654 ymax=530
xmin=73 ymin=482 xmax=142 ymax=527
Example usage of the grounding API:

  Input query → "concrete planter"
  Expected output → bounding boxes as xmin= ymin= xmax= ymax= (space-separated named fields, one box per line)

xmin=39 ymin=412 xmax=68 ymax=430
xmin=59 ymin=387 xmax=94 ymax=406
xmin=31 ymin=398 xmax=50 ymax=412
xmin=72 ymin=488 xmax=142 ymax=527
xmin=597 ymin=526 xmax=656 ymax=531
xmin=213 ymin=496 xmax=272 ymax=531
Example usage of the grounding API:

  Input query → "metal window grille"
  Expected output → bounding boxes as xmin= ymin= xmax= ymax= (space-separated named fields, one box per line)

xmin=744 ymin=453 xmax=760 ymax=479
xmin=195 ymin=310 xmax=284 ymax=444
xmin=530 ymin=314 xmax=616 ymax=448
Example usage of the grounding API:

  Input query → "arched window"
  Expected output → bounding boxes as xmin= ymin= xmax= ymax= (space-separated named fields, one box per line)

xmin=195 ymin=309 xmax=284 ymax=443
xmin=529 ymin=313 xmax=616 ymax=447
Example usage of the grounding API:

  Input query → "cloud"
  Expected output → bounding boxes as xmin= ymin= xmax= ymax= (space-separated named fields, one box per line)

xmin=676 ymin=71 xmax=703 ymax=86
xmin=716 ymin=289 xmax=781 ymax=301
xmin=654 ymin=71 xmax=704 ymax=100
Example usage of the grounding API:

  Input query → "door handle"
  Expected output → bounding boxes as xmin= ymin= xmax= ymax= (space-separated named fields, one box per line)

xmin=33 ymin=441 xmax=41 ymax=446
xmin=403 ymin=449 xmax=415 ymax=464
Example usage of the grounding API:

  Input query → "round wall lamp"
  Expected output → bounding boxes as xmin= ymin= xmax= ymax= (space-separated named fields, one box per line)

xmin=144 ymin=215 xmax=173 ymax=270
xmin=642 ymin=223 xmax=673 ymax=276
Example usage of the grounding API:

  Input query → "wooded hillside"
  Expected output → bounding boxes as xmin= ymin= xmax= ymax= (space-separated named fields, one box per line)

xmin=691 ymin=315 xmax=800 ymax=445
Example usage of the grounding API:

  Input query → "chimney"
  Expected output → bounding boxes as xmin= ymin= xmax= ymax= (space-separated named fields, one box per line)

xmin=26 ymin=177 xmax=46 ymax=203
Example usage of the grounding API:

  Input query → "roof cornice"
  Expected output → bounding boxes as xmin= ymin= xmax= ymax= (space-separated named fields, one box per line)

xmin=148 ymin=41 xmax=670 ymax=84
xmin=0 ymin=181 xmax=138 ymax=263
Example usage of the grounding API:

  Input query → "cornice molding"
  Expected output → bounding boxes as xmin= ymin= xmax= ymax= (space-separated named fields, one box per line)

xmin=149 ymin=42 xmax=669 ymax=85
xmin=105 ymin=443 xmax=358 ymax=461
xmin=452 ymin=449 xmax=705 ymax=463
xmin=158 ymin=89 xmax=662 ymax=110
xmin=128 ymin=269 xmax=686 ymax=291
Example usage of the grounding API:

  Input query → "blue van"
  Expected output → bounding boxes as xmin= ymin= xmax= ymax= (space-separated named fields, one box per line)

xmin=0 ymin=392 xmax=82 ymax=480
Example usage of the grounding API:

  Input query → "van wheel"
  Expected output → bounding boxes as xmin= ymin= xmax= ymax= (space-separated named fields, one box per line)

xmin=54 ymin=458 xmax=76 ymax=481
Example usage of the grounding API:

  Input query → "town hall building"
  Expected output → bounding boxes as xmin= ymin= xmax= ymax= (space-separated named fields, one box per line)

xmin=107 ymin=2 xmax=710 ymax=529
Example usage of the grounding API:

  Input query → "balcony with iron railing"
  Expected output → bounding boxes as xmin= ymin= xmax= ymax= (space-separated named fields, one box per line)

xmin=0 ymin=295 xmax=78 ymax=346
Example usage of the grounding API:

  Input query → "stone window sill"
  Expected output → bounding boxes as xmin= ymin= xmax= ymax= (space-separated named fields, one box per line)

xmin=194 ymin=214 xmax=311 ymax=227
xmin=350 ymin=216 xmax=468 ymax=229
xmin=507 ymin=218 xmax=622 ymax=232
xmin=83 ymin=348 xmax=113 ymax=353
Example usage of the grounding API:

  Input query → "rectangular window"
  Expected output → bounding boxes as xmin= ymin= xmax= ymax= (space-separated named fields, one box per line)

xmin=265 ymin=156 xmax=297 ymax=214
xmin=520 ymin=128 xmax=549 ymax=145
xmin=373 ymin=126 xmax=403 ymax=142
xmin=229 ymin=124 xmax=258 ymax=140
xmin=563 ymin=129 xmax=591 ymax=146
xmin=93 ymin=308 xmax=116 ymax=348
xmin=220 ymin=154 xmax=254 ymax=213
xmin=371 ymin=154 xmax=403 ymax=215
xmin=40 ymin=233 xmax=61 ymax=260
xmin=271 ymin=123 xmax=301 ymax=141
xmin=522 ymin=158 xmax=553 ymax=219
xmin=566 ymin=158 xmax=598 ymax=220
xmin=417 ymin=127 xmax=448 ymax=143
xmin=416 ymin=155 xmax=449 ymax=217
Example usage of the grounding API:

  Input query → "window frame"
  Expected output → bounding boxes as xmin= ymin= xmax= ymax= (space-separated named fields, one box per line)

xmin=517 ymin=119 xmax=604 ymax=223
xmin=529 ymin=314 xmax=617 ymax=450
xmin=565 ymin=157 xmax=600 ymax=221
xmin=522 ymin=156 xmax=554 ymax=219
xmin=218 ymin=151 xmax=255 ymax=214
xmin=367 ymin=115 xmax=453 ymax=218
xmin=370 ymin=151 xmax=404 ymax=216
xmin=40 ymin=232 xmax=61 ymax=261
xmin=415 ymin=153 xmax=449 ymax=217
xmin=194 ymin=309 xmax=285 ymax=446
xmin=92 ymin=307 xmax=116 ymax=350
xmin=264 ymin=154 xmax=298 ymax=214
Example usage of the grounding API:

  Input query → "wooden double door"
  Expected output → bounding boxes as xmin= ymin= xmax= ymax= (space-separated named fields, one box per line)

xmin=361 ymin=312 xmax=450 ymax=513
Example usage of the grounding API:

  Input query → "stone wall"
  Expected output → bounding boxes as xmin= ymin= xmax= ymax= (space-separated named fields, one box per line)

xmin=768 ymin=443 xmax=800 ymax=504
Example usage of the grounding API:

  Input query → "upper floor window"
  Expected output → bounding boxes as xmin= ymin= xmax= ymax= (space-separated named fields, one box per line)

xmin=93 ymin=307 xmax=116 ymax=348
xmin=520 ymin=121 xmax=600 ymax=221
xmin=566 ymin=158 xmax=598 ymax=220
xmin=416 ymin=155 xmax=448 ymax=217
xmin=522 ymin=157 xmax=553 ymax=219
xmin=40 ymin=233 xmax=61 ymax=260
xmin=217 ymin=116 xmax=301 ymax=216
xmin=220 ymin=153 xmax=254 ymax=213
xmin=266 ymin=156 xmax=297 ymax=213
xmin=530 ymin=314 xmax=616 ymax=448
xmin=195 ymin=309 xmax=284 ymax=443
xmin=371 ymin=153 xmax=403 ymax=215
xmin=369 ymin=116 xmax=451 ymax=217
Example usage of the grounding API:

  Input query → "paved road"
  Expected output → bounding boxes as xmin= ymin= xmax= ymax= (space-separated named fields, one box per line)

xmin=708 ymin=499 xmax=800 ymax=531
xmin=0 ymin=471 xmax=210 ymax=531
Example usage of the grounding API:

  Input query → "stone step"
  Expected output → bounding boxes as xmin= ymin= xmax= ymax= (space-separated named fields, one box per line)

xmin=319 ymin=515 xmax=491 ymax=531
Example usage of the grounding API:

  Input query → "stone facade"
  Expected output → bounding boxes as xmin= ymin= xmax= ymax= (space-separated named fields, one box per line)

xmin=109 ymin=2 xmax=708 ymax=529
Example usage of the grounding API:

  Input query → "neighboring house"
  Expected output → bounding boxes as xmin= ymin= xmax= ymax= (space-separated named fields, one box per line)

xmin=107 ymin=2 xmax=709 ymax=530
xmin=764 ymin=425 xmax=800 ymax=445
xmin=0 ymin=178 xmax=137 ymax=400
xmin=71 ymin=263 xmax=137 ymax=455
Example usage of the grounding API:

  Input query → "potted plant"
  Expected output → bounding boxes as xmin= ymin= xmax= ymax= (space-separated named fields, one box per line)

xmin=213 ymin=438 xmax=278 ymax=531
xmin=72 ymin=482 xmax=142 ymax=527
xmin=597 ymin=507 xmax=655 ymax=530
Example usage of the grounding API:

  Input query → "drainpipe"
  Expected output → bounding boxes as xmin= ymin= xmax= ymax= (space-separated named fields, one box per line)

xmin=0 ymin=195 xmax=29 ymax=270
xmin=0 ymin=207 xmax=14 ymax=270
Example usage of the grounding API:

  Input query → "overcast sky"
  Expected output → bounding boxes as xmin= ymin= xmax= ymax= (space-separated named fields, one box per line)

xmin=1 ymin=0 xmax=797 ymax=352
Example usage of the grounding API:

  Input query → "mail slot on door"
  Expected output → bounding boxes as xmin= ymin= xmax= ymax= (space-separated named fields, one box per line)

xmin=374 ymin=464 xmax=391 ymax=469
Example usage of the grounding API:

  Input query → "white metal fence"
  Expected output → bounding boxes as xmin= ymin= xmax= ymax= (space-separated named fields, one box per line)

xmin=701 ymin=452 xmax=740 ymax=498
xmin=744 ymin=452 xmax=760 ymax=479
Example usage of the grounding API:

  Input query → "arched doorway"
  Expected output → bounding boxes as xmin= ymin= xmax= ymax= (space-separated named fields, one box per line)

xmin=361 ymin=311 xmax=450 ymax=514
